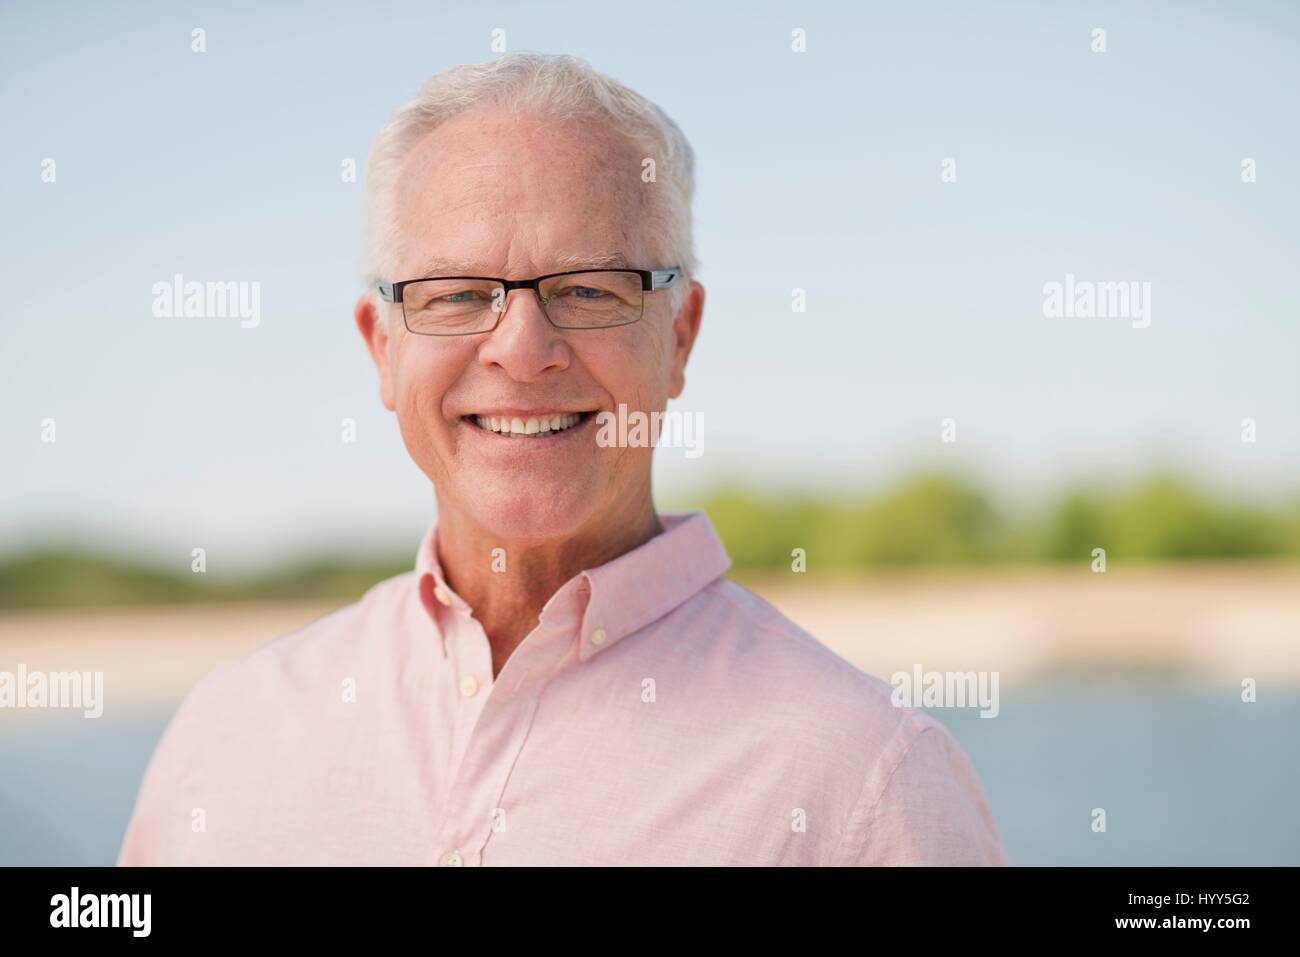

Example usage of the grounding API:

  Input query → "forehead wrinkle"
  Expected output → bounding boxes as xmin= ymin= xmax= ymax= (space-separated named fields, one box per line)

xmin=394 ymin=112 xmax=653 ymax=279
xmin=412 ymin=250 xmax=639 ymax=279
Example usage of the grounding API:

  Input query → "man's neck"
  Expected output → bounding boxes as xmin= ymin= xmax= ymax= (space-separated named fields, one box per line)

xmin=433 ymin=498 xmax=663 ymax=677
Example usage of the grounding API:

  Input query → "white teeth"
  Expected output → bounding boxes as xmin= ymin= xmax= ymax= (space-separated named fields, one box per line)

xmin=472 ymin=412 xmax=585 ymax=436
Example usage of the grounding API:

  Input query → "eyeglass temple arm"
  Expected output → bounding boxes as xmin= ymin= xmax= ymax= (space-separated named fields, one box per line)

xmin=650 ymin=268 xmax=681 ymax=291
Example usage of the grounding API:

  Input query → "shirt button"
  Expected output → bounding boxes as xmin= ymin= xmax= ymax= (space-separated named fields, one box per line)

xmin=589 ymin=627 xmax=607 ymax=646
xmin=459 ymin=674 xmax=479 ymax=698
xmin=440 ymin=851 xmax=463 ymax=867
xmin=434 ymin=586 xmax=453 ymax=606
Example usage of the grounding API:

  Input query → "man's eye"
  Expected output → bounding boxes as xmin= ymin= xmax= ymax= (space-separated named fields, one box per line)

xmin=561 ymin=285 xmax=605 ymax=299
xmin=443 ymin=290 xmax=482 ymax=303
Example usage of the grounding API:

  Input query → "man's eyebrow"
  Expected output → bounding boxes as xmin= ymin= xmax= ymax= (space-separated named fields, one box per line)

xmin=412 ymin=253 xmax=635 ymax=277
xmin=414 ymin=256 xmax=486 ymax=277
xmin=551 ymin=253 xmax=634 ymax=270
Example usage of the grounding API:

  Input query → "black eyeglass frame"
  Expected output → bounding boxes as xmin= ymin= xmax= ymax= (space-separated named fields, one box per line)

xmin=377 ymin=267 xmax=682 ymax=335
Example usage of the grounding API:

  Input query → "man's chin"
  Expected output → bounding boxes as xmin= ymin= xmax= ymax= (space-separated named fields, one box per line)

xmin=453 ymin=485 xmax=599 ymax=544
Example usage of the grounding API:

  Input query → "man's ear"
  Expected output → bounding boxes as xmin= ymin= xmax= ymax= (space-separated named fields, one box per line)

xmin=355 ymin=294 xmax=396 ymax=411
xmin=668 ymin=281 xmax=705 ymax=399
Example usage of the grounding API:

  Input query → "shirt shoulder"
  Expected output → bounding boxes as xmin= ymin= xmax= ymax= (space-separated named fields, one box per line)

xmin=116 ymin=571 xmax=424 ymax=865
xmin=191 ymin=570 xmax=420 ymax=706
xmin=654 ymin=574 xmax=938 ymax=780
xmin=683 ymin=576 xmax=917 ymax=731
xmin=666 ymin=577 xmax=1008 ymax=865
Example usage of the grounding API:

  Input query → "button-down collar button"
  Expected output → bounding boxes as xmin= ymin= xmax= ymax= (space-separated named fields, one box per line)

xmin=589 ymin=626 xmax=607 ymax=647
xmin=434 ymin=586 xmax=453 ymax=606
xmin=440 ymin=851 xmax=463 ymax=867
xmin=459 ymin=674 xmax=479 ymax=698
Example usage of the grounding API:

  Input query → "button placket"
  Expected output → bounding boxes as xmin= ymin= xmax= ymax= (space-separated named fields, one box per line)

xmin=444 ymin=616 xmax=495 ymax=785
xmin=431 ymin=619 xmax=576 ymax=866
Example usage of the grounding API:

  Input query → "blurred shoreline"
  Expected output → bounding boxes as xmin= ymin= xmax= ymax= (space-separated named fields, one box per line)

xmin=1 ymin=563 xmax=1296 ymax=713
xmin=746 ymin=563 xmax=1300 ymax=688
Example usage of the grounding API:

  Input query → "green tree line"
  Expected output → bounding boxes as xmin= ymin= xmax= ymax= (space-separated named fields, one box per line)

xmin=2 ymin=472 xmax=1297 ymax=609
xmin=694 ymin=472 xmax=1300 ymax=570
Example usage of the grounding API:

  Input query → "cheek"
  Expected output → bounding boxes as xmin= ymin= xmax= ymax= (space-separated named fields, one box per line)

xmin=399 ymin=379 xmax=442 ymax=435
xmin=391 ymin=346 xmax=460 ymax=458
xmin=591 ymin=323 xmax=673 ymax=409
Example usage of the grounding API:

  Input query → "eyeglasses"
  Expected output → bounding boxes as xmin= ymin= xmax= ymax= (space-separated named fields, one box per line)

xmin=377 ymin=267 xmax=682 ymax=336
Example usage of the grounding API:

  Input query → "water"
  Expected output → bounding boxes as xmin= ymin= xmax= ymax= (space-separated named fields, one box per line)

xmin=930 ymin=678 xmax=1300 ymax=865
xmin=0 ymin=710 xmax=166 ymax=866
xmin=2 ymin=678 xmax=1296 ymax=865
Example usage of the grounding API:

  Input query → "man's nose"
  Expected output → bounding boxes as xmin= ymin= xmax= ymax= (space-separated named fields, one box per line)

xmin=476 ymin=287 xmax=570 ymax=381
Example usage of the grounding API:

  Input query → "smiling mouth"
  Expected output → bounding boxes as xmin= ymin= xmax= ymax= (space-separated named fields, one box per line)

xmin=466 ymin=411 xmax=596 ymax=437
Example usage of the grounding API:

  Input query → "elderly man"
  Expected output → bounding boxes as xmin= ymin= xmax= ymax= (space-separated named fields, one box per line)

xmin=118 ymin=53 xmax=1007 ymax=867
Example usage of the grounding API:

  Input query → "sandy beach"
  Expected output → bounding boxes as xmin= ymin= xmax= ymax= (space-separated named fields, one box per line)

xmin=1 ymin=563 xmax=1297 ymax=712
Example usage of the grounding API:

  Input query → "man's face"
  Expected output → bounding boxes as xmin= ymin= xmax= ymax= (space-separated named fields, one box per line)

xmin=357 ymin=105 xmax=702 ymax=543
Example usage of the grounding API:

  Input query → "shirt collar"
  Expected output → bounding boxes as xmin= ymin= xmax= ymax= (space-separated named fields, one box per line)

xmin=413 ymin=511 xmax=732 ymax=662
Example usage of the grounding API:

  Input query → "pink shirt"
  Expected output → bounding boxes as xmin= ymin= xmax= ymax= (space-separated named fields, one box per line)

xmin=118 ymin=511 xmax=1008 ymax=866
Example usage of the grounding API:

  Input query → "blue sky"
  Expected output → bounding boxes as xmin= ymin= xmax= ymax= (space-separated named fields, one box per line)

xmin=2 ymin=1 xmax=1297 ymax=567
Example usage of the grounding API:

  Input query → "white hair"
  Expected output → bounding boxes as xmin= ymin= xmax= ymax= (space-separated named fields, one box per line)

xmin=362 ymin=52 xmax=697 ymax=307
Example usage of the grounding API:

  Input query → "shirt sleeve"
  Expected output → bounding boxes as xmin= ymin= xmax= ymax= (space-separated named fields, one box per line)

xmin=116 ymin=677 xmax=212 ymax=867
xmin=839 ymin=718 xmax=1009 ymax=866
